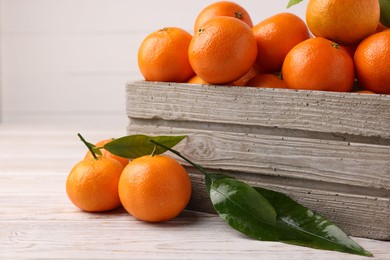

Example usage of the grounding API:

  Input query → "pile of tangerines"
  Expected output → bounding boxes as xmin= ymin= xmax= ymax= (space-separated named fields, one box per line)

xmin=66 ymin=138 xmax=192 ymax=222
xmin=138 ymin=0 xmax=390 ymax=94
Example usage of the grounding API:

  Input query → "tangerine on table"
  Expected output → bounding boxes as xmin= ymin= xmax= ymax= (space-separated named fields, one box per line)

xmin=306 ymin=0 xmax=380 ymax=45
xmin=138 ymin=27 xmax=195 ymax=83
xmin=193 ymin=1 xmax=253 ymax=33
xmin=282 ymin=37 xmax=355 ymax=92
xmin=66 ymin=157 xmax=124 ymax=212
xmin=118 ymin=155 xmax=192 ymax=222
xmin=84 ymin=139 xmax=129 ymax=167
xmin=252 ymin=12 xmax=310 ymax=73
xmin=354 ymin=30 xmax=390 ymax=94
xmin=188 ymin=16 xmax=257 ymax=85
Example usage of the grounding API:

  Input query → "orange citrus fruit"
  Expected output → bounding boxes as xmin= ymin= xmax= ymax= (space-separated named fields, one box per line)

xmin=138 ymin=27 xmax=195 ymax=82
xmin=282 ymin=37 xmax=355 ymax=92
xmin=84 ymin=139 xmax=129 ymax=167
xmin=355 ymin=90 xmax=376 ymax=94
xmin=252 ymin=12 xmax=310 ymax=73
xmin=342 ymin=44 xmax=358 ymax=59
xmin=66 ymin=157 xmax=124 ymax=212
xmin=231 ymin=65 xmax=260 ymax=86
xmin=194 ymin=1 xmax=253 ymax=33
xmin=246 ymin=73 xmax=287 ymax=89
xmin=118 ymin=155 xmax=192 ymax=222
xmin=188 ymin=16 xmax=257 ymax=85
xmin=306 ymin=0 xmax=380 ymax=45
xmin=354 ymin=30 xmax=390 ymax=94
xmin=187 ymin=75 xmax=209 ymax=85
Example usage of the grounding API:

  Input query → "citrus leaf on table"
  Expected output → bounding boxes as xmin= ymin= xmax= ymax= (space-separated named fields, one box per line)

xmin=205 ymin=173 xmax=372 ymax=256
xmin=254 ymin=186 xmax=373 ymax=257
xmin=103 ymin=134 xmax=187 ymax=159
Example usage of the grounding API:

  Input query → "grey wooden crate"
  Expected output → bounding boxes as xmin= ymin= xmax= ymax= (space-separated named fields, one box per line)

xmin=126 ymin=80 xmax=390 ymax=240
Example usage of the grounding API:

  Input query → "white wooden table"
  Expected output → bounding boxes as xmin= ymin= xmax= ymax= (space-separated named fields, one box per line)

xmin=1 ymin=124 xmax=389 ymax=259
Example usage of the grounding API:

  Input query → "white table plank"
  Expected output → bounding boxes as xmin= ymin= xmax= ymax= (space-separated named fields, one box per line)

xmin=0 ymin=124 xmax=389 ymax=259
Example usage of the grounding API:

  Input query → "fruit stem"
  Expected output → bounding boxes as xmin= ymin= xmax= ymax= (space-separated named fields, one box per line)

xmin=77 ymin=133 xmax=98 ymax=160
xmin=150 ymin=144 xmax=157 ymax=157
xmin=149 ymin=139 xmax=210 ymax=177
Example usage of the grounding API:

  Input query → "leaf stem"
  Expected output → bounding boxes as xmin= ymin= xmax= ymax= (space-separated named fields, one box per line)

xmin=78 ymin=133 xmax=98 ymax=160
xmin=150 ymin=144 xmax=157 ymax=157
xmin=149 ymin=139 xmax=210 ymax=177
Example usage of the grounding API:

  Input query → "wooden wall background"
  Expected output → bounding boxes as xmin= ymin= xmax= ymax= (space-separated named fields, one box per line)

xmin=0 ymin=0 xmax=306 ymax=128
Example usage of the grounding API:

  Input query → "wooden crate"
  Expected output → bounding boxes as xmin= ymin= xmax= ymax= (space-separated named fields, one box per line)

xmin=125 ymin=80 xmax=390 ymax=240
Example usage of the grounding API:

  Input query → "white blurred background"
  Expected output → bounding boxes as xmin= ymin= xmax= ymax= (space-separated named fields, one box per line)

xmin=0 ymin=0 xmax=306 ymax=129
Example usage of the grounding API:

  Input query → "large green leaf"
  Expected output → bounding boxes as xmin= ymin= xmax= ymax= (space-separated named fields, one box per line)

xmin=254 ymin=186 xmax=373 ymax=256
xmin=205 ymin=173 xmax=372 ymax=256
xmin=103 ymin=134 xmax=186 ymax=159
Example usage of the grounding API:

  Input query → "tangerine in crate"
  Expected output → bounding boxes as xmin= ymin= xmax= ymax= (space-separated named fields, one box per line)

xmin=188 ymin=16 xmax=257 ymax=85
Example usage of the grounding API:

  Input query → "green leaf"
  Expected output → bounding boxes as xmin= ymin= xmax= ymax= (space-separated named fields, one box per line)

xmin=206 ymin=175 xmax=281 ymax=240
xmin=379 ymin=0 xmax=390 ymax=27
xmin=205 ymin=173 xmax=232 ymax=195
xmin=91 ymin=145 xmax=102 ymax=156
xmin=204 ymin=172 xmax=372 ymax=256
xmin=103 ymin=134 xmax=187 ymax=159
xmin=77 ymin=133 xmax=102 ymax=158
xmin=287 ymin=0 xmax=304 ymax=8
xmin=253 ymin=186 xmax=373 ymax=256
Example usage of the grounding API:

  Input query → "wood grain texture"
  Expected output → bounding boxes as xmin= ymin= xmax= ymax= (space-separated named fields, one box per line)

xmin=126 ymin=81 xmax=390 ymax=140
xmin=125 ymin=81 xmax=390 ymax=240
xmin=3 ymin=124 xmax=390 ymax=259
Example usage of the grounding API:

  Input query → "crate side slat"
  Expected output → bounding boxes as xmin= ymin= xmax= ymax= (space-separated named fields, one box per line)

xmin=126 ymin=81 xmax=390 ymax=139
xmin=127 ymin=124 xmax=390 ymax=190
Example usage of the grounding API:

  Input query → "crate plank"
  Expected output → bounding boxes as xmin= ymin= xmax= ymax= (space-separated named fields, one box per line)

xmin=126 ymin=81 xmax=390 ymax=240
xmin=126 ymin=81 xmax=390 ymax=141
xmin=127 ymin=125 xmax=389 ymax=190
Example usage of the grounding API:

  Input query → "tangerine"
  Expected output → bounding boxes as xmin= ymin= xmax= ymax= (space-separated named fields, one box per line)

xmin=118 ymin=155 xmax=192 ymax=222
xmin=354 ymin=30 xmax=390 ymax=94
xmin=232 ymin=65 xmax=260 ymax=86
xmin=138 ymin=27 xmax=195 ymax=82
xmin=252 ymin=12 xmax=310 ymax=73
xmin=306 ymin=0 xmax=380 ymax=45
xmin=187 ymin=75 xmax=209 ymax=85
xmin=194 ymin=1 xmax=253 ymax=33
xmin=282 ymin=37 xmax=355 ymax=92
xmin=246 ymin=73 xmax=287 ymax=89
xmin=188 ymin=16 xmax=257 ymax=85
xmin=66 ymin=157 xmax=124 ymax=212
xmin=355 ymin=90 xmax=376 ymax=94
